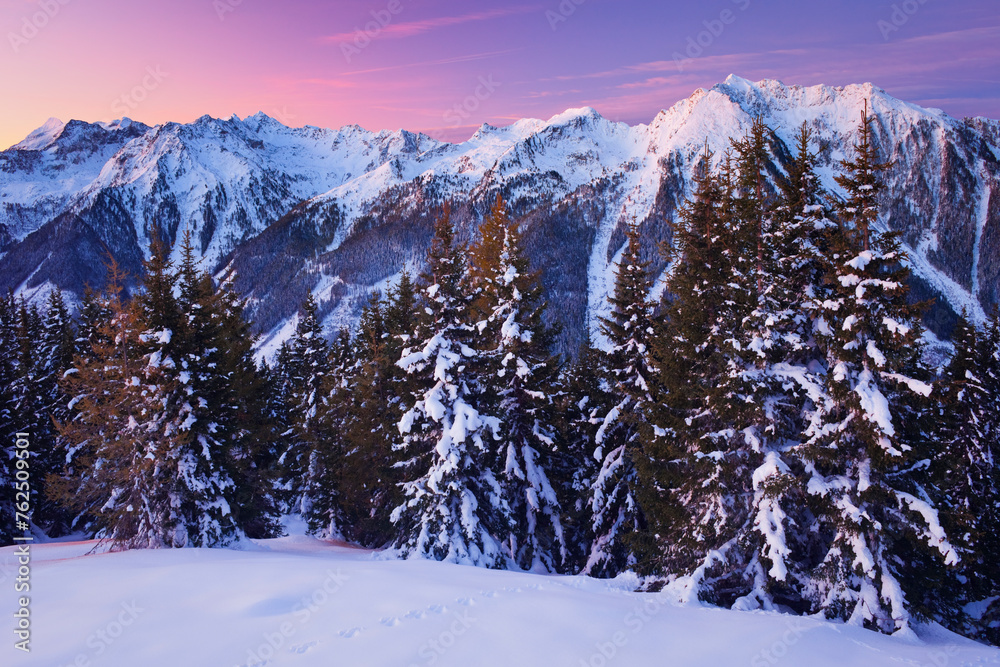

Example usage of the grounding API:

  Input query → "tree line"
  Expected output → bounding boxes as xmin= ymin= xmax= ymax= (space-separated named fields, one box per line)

xmin=0 ymin=110 xmax=996 ymax=644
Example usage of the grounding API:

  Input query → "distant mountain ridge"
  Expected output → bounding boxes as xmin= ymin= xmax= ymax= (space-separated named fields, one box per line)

xmin=2 ymin=75 xmax=997 ymax=356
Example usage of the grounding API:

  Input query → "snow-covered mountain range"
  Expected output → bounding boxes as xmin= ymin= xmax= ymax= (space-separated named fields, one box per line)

xmin=2 ymin=75 xmax=997 ymax=356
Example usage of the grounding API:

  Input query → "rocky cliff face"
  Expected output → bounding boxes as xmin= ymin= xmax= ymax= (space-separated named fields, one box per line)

xmin=2 ymin=76 xmax=997 ymax=356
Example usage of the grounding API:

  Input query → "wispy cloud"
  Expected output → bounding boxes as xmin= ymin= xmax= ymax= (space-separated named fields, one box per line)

xmin=324 ymin=6 xmax=537 ymax=43
xmin=296 ymin=78 xmax=357 ymax=88
xmin=342 ymin=49 xmax=517 ymax=76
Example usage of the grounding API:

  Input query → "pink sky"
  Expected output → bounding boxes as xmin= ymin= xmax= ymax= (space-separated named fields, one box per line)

xmin=1 ymin=0 xmax=998 ymax=149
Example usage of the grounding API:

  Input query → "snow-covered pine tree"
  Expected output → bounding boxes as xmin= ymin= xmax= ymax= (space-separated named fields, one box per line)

xmin=802 ymin=106 xmax=958 ymax=634
xmin=0 ymin=292 xmax=19 ymax=544
xmin=54 ymin=259 xmax=175 ymax=549
xmin=8 ymin=299 xmax=47 ymax=535
xmin=210 ymin=267 xmax=282 ymax=540
xmin=75 ymin=286 xmax=112 ymax=366
xmin=275 ymin=293 xmax=333 ymax=518
xmin=725 ymin=123 xmax=838 ymax=611
xmin=56 ymin=237 xmax=260 ymax=549
xmin=156 ymin=231 xmax=259 ymax=547
xmin=335 ymin=294 xmax=393 ymax=544
xmin=932 ymin=312 xmax=1000 ymax=643
xmin=467 ymin=195 xmax=566 ymax=572
xmin=550 ymin=344 xmax=609 ymax=572
xmin=49 ymin=278 xmax=117 ymax=537
xmin=639 ymin=147 xmax=750 ymax=585
xmin=649 ymin=119 xmax=795 ymax=609
xmin=392 ymin=204 xmax=509 ymax=568
xmin=303 ymin=325 xmax=354 ymax=540
xmin=337 ymin=278 xmax=416 ymax=547
xmin=586 ymin=219 xmax=654 ymax=577
xmin=31 ymin=288 xmax=78 ymax=535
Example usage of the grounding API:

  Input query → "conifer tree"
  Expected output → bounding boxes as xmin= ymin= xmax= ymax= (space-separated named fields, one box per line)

xmin=550 ymin=344 xmax=609 ymax=572
xmin=55 ymin=238 xmax=260 ymax=548
xmin=132 ymin=235 xmax=247 ymax=547
xmin=0 ymin=292 xmax=20 ymax=544
xmin=54 ymin=261 xmax=173 ymax=548
xmin=31 ymin=289 xmax=78 ymax=535
xmin=49 ymin=275 xmax=118 ymax=536
xmin=392 ymin=204 xmax=509 ymax=567
xmin=586 ymin=221 xmax=654 ymax=577
xmin=726 ymin=124 xmax=836 ymax=610
xmin=276 ymin=293 xmax=333 ymax=517
xmin=212 ymin=270 xmax=282 ymax=539
xmin=639 ymin=147 xmax=752 ymax=594
xmin=801 ymin=107 xmax=957 ymax=633
xmin=932 ymin=313 xmax=1000 ymax=642
xmin=303 ymin=325 xmax=353 ymax=539
xmin=467 ymin=195 xmax=566 ymax=572
xmin=335 ymin=278 xmax=416 ymax=547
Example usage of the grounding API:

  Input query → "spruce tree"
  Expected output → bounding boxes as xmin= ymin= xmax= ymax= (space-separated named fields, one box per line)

xmin=55 ymin=237 xmax=259 ymax=549
xmin=0 ymin=292 xmax=20 ymax=544
xmin=212 ymin=269 xmax=282 ymax=540
xmin=54 ymin=261 xmax=173 ymax=548
xmin=467 ymin=195 xmax=566 ymax=572
xmin=586 ymin=220 xmax=653 ymax=577
xmin=726 ymin=124 xmax=836 ymax=610
xmin=276 ymin=293 xmax=333 ymax=518
xmin=932 ymin=313 xmax=1000 ymax=642
xmin=392 ymin=204 xmax=509 ymax=567
xmin=801 ymin=107 xmax=957 ymax=633
xmin=304 ymin=325 xmax=353 ymax=539
xmin=551 ymin=344 xmax=609 ymax=572
xmin=639 ymin=147 xmax=752 ymax=592
xmin=31 ymin=289 xmax=78 ymax=535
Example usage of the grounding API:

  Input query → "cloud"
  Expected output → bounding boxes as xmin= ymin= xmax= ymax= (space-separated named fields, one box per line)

xmin=342 ymin=49 xmax=517 ymax=77
xmin=324 ymin=6 xmax=537 ymax=43
xmin=296 ymin=78 xmax=357 ymax=88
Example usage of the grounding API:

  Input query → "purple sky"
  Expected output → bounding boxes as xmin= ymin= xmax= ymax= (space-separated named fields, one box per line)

xmin=1 ymin=0 xmax=998 ymax=148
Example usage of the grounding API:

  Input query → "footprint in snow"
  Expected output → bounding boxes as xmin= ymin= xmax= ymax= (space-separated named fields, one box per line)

xmin=428 ymin=604 xmax=448 ymax=614
xmin=380 ymin=616 xmax=401 ymax=627
xmin=404 ymin=609 xmax=426 ymax=619
xmin=480 ymin=590 xmax=498 ymax=598
xmin=290 ymin=641 xmax=318 ymax=654
xmin=456 ymin=597 xmax=475 ymax=606
xmin=339 ymin=627 xmax=363 ymax=638
xmin=504 ymin=586 xmax=522 ymax=593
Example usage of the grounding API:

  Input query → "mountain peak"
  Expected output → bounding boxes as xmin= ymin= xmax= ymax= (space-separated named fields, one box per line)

xmin=721 ymin=73 xmax=756 ymax=90
xmin=13 ymin=117 xmax=66 ymax=150
xmin=546 ymin=106 xmax=603 ymax=126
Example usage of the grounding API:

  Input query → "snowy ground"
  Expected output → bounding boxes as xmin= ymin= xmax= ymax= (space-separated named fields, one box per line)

xmin=3 ymin=537 xmax=999 ymax=667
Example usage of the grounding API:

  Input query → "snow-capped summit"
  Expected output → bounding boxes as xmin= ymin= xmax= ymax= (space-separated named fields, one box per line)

xmin=1 ymin=77 xmax=997 ymax=357
xmin=12 ymin=117 xmax=65 ymax=151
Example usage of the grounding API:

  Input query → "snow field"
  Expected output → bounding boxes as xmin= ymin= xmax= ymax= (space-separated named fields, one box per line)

xmin=2 ymin=538 xmax=998 ymax=667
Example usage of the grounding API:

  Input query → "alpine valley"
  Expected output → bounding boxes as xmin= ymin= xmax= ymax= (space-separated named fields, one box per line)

xmin=2 ymin=75 xmax=998 ymax=356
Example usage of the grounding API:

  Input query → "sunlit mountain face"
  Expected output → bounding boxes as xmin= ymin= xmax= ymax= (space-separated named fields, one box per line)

xmin=2 ymin=77 xmax=996 ymax=357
